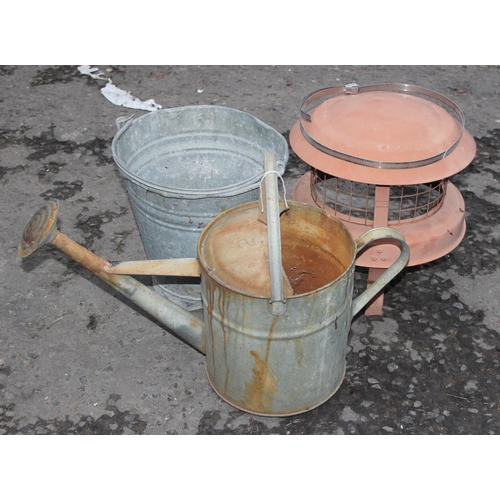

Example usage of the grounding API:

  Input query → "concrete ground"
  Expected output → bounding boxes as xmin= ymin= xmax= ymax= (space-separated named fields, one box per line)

xmin=1 ymin=65 xmax=499 ymax=438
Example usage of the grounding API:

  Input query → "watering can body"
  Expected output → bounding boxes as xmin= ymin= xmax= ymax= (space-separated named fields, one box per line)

xmin=196 ymin=200 xmax=409 ymax=416
xmin=201 ymin=268 xmax=353 ymax=416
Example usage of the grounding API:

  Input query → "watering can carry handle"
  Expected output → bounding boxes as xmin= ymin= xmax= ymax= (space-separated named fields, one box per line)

xmin=351 ymin=228 xmax=410 ymax=317
xmin=262 ymin=153 xmax=289 ymax=316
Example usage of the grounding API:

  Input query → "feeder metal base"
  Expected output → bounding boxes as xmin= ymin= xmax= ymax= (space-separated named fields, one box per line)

xmin=291 ymin=171 xmax=466 ymax=268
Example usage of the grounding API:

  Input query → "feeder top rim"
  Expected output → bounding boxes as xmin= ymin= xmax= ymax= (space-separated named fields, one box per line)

xmin=299 ymin=82 xmax=466 ymax=170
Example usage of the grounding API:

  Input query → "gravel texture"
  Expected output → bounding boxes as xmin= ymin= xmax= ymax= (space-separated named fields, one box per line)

xmin=1 ymin=65 xmax=499 ymax=436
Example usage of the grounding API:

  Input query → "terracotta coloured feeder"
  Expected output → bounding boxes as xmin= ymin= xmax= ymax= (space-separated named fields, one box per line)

xmin=290 ymin=83 xmax=476 ymax=315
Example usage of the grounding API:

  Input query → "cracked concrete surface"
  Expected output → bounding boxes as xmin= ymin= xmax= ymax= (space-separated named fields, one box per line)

xmin=1 ymin=65 xmax=499 ymax=437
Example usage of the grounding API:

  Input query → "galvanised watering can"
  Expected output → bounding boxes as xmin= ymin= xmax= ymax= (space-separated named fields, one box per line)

xmin=18 ymin=155 xmax=409 ymax=416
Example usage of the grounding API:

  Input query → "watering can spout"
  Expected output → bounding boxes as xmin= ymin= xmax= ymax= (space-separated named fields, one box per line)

xmin=18 ymin=201 xmax=205 ymax=354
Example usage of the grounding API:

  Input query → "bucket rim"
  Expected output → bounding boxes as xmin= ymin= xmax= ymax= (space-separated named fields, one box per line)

xmin=116 ymin=160 xmax=286 ymax=199
xmin=111 ymin=105 xmax=289 ymax=199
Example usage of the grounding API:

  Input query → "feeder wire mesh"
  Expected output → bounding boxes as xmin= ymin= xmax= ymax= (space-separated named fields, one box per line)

xmin=310 ymin=169 xmax=448 ymax=225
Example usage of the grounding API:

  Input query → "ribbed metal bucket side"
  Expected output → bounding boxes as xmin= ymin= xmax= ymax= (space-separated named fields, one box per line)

xmin=111 ymin=106 xmax=288 ymax=310
xmin=125 ymin=180 xmax=261 ymax=310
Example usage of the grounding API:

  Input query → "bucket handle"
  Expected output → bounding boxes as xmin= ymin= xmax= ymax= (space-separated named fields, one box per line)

xmin=351 ymin=228 xmax=410 ymax=317
xmin=115 ymin=115 xmax=135 ymax=130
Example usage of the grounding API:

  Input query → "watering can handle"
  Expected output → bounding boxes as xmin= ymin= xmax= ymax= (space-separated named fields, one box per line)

xmin=262 ymin=153 xmax=289 ymax=316
xmin=351 ymin=228 xmax=410 ymax=317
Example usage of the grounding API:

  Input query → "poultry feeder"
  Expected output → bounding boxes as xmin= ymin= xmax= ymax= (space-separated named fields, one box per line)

xmin=290 ymin=83 xmax=476 ymax=315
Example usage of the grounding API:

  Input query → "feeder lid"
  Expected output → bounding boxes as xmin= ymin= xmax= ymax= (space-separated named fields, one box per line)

xmin=291 ymin=83 xmax=476 ymax=185
xmin=198 ymin=201 xmax=283 ymax=298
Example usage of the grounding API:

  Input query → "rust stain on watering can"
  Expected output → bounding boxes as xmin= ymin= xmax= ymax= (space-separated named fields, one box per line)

xmin=217 ymin=285 xmax=232 ymax=395
xmin=244 ymin=349 xmax=278 ymax=412
xmin=243 ymin=315 xmax=280 ymax=413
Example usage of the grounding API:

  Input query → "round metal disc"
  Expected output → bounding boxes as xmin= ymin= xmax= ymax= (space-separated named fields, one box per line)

xmin=304 ymin=91 xmax=462 ymax=163
xmin=198 ymin=201 xmax=354 ymax=298
xmin=291 ymin=90 xmax=476 ymax=185
xmin=198 ymin=202 xmax=272 ymax=297
xmin=18 ymin=200 xmax=59 ymax=258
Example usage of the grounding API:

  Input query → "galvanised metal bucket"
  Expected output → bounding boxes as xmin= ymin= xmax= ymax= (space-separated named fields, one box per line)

xmin=198 ymin=200 xmax=410 ymax=416
xmin=112 ymin=105 xmax=288 ymax=310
